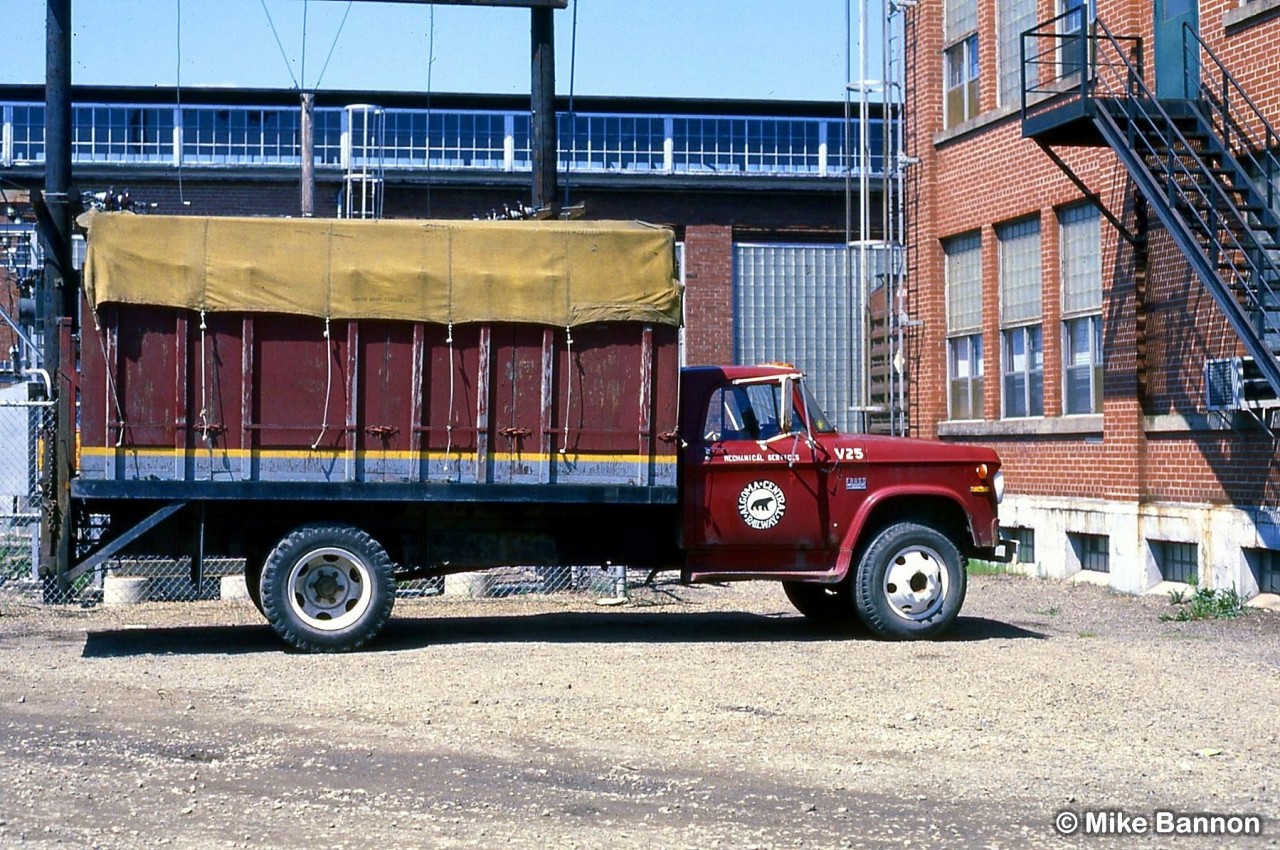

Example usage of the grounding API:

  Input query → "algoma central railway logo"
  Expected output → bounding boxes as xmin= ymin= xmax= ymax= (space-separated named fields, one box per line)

xmin=738 ymin=480 xmax=786 ymax=530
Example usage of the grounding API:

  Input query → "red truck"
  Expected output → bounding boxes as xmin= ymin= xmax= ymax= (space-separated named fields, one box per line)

xmin=70 ymin=214 xmax=1012 ymax=652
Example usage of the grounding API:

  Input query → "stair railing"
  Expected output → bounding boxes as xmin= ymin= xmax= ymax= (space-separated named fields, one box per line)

xmin=1084 ymin=17 xmax=1280 ymax=392
xmin=1183 ymin=22 xmax=1280 ymax=221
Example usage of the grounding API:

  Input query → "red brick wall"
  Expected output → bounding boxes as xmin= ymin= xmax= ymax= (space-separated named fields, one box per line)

xmin=907 ymin=0 xmax=1280 ymax=509
xmin=681 ymin=225 xmax=734 ymax=366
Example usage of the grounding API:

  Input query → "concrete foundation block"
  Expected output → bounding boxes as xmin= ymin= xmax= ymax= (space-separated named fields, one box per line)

xmin=220 ymin=575 xmax=251 ymax=601
xmin=444 ymin=572 xmax=495 ymax=598
xmin=103 ymin=576 xmax=149 ymax=606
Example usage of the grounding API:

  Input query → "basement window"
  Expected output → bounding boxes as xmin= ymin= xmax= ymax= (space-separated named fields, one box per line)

xmin=1152 ymin=540 xmax=1198 ymax=584
xmin=1244 ymin=548 xmax=1280 ymax=593
xmin=1001 ymin=526 xmax=1036 ymax=563
xmin=1069 ymin=532 xmax=1109 ymax=573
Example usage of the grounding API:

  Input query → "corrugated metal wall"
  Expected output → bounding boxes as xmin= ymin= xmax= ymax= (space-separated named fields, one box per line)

xmin=733 ymin=243 xmax=885 ymax=433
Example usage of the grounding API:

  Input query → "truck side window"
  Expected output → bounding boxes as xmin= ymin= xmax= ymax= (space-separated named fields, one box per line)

xmin=703 ymin=382 xmax=784 ymax=442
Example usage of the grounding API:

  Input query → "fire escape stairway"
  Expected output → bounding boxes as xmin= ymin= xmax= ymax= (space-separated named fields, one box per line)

xmin=1021 ymin=14 xmax=1280 ymax=412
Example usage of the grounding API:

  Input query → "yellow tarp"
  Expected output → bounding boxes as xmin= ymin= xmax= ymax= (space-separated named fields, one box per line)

xmin=83 ymin=214 xmax=682 ymax=327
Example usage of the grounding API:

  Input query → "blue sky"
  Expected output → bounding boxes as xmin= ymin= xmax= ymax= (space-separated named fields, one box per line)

xmin=5 ymin=1 xmax=884 ymax=102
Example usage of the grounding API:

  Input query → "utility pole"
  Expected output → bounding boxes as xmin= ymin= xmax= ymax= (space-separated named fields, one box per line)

xmin=301 ymin=92 xmax=316 ymax=217
xmin=40 ymin=0 xmax=74 ymax=600
xmin=530 ymin=5 xmax=558 ymax=215
xmin=37 ymin=0 xmax=565 ymax=592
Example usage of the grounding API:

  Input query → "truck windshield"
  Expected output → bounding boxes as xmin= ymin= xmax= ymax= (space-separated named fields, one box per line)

xmin=801 ymin=385 xmax=837 ymax=433
xmin=702 ymin=380 xmax=837 ymax=441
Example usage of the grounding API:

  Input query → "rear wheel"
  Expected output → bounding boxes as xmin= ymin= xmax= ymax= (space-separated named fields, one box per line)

xmin=260 ymin=524 xmax=395 ymax=652
xmin=854 ymin=522 xmax=965 ymax=640
xmin=244 ymin=548 xmax=267 ymax=615
xmin=782 ymin=580 xmax=854 ymax=626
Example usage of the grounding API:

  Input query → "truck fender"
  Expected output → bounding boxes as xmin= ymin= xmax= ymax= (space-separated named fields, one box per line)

xmin=830 ymin=485 xmax=975 ymax=582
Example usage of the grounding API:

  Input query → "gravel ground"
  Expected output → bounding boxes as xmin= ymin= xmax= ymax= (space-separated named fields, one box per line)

xmin=0 ymin=572 xmax=1277 ymax=850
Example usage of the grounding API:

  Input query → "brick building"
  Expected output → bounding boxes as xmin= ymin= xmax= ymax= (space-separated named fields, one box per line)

xmin=907 ymin=0 xmax=1280 ymax=597
xmin=0 ymin=85 xmax=889 ymax=429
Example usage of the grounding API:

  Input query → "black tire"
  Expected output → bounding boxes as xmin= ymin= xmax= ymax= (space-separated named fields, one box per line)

xmin=244 ymin=549 xmax=267 ymax=616
xmin=782 ymin=580 xmax=855 ymax=626
xmin=260 ymin=524 xmax=396 ymax=652
xmin=853 ymin=522 xmax=965 ymax=640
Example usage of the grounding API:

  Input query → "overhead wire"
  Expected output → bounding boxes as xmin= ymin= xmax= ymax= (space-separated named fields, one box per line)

xmin=563 ymin=0 xmax=579 ymax=210
xmin=258 ymin=0 xmax=301 ymax=89
xmin=175 ymin=0 xmax=186 ymax=205
xmin=300 ymin=0 xmax=309 ymax=88
xmin=424 ymin=5 xmax=436 ymax=216
xmin=314 ymin=1 xmax=355 ymax=90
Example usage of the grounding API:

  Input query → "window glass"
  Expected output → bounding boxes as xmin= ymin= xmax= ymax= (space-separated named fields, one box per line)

xmin=1060 ymin=203 xmax=1102 ymax=316
xmin=1002 ymin=325 xmax=1044 ymax=417
xmin=998 ymin=217 xmax=1042 ymax=326
xmin=949 ymin=334 xmax=985 ymax=420
xmin=1064 ymin=315 xmax=1103 ymax=414
xmin=703 ymin=383 xmax=784 ymax=442
xmin=945 ymin=232 xmax=983 ymax=334
xmin=945 ymin=0 xmax=979 ymax=43
xmin=998 ymin=0 xmax=1039 ymax=107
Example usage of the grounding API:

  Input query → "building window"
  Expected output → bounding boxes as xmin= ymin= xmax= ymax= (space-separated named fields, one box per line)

xmin=1058 ymin=0 xmax=1088 ymax=79
xmin=1064 ymin=316 xmax=1102 ymax=415
xmin=1070 ymin=532 xmax=1109 ymax=573
xmin=1152 ymin=540 xmax=1198 ymax=584
xmin=949 ymin=336 xmax=985 ymax=420
xmin=944 ymin=0 xmax=980 ymax=128
xmin=998 ymin=0 xmax=1039 ymax=108
xmin=1061 ymin=204 xmax=1102 ymax=414
xmin=1245 ymin=548 xmax=1280 ymax=593
xmin=1002 ymin=326 xmax=1044 ymax=417
xmin=1002 ymin=526 xmax=1036 ymax=563
xmin=999 ymin=218 xmax=1043 ymax=418
xmin=945 ymin=233 xmax=984 ymax=420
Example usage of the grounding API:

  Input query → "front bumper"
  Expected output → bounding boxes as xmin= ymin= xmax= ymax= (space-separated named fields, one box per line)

xmin=974 ymin=538 xmax=1017 ymax=564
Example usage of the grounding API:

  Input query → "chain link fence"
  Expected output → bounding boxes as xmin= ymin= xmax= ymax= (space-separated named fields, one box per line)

xmin=0 ymin=391 xmax=647 ymax=608
xmin=0 ymin=393 xmax=47 ymax=601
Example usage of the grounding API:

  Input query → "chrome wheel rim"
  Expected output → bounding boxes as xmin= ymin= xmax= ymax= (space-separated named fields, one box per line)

xmin=882 ymin=545 xmax=948 ymax=622
xmin=287 ymin=546 xmax=373 ymax=631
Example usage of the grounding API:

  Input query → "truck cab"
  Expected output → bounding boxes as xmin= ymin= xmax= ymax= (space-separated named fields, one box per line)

xmin=679 ymin=364 xmax=1012 ymax=638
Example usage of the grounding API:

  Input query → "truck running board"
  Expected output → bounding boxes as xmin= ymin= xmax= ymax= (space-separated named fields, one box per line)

xmin=65 ymin=501 xmax=189 ymax=584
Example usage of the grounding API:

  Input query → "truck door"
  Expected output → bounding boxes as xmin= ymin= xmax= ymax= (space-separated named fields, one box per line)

xmin=685 ymin=376 xmax=832 ymax=572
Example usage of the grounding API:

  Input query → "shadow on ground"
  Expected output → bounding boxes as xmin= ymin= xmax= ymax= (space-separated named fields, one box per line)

xmin=80 ymin=610 xmax=1043 ymax=657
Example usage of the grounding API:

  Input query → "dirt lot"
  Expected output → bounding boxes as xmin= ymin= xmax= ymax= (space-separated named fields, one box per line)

xmin=0 ymin=573 xmax=1277 ymax=850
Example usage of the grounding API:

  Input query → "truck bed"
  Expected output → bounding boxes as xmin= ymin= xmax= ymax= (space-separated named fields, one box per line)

xmin=78 ymin=308 xmax=679 ymax=494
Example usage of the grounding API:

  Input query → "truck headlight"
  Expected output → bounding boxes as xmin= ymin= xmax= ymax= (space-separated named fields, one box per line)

xmin=993 ymin=470 xmax=1005 ymax=504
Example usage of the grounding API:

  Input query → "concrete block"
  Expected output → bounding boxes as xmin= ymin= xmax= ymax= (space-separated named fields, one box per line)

xmin=444 ymin=572 xmax=495 ymax=598
xmin=220 ymin=575 xmax=251 ymax=601
xmin=103 ymin=576 xmax=149 ymax=606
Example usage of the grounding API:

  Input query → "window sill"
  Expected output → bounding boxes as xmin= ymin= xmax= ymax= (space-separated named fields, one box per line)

xmin=937 ymin=414 xmax=1103 ymax=438
xmin=1224 ymin=0 xmax=1280 ymax=32
xmin=933 ymin=102 xmax=1021 ymax=148
xmin=1143 ymin=412 xmax=1237 ymax=433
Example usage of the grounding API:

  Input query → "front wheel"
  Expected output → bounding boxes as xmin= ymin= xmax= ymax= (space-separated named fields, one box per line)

xmin=854 ymin=522 xmax=965 ymax=640
xmin=260 ymin=524 xmax=395 ymax=652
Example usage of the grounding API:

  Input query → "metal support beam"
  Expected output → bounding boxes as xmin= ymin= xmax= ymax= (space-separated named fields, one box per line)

xmin=63 ymin=502 xmax=189 ymax=585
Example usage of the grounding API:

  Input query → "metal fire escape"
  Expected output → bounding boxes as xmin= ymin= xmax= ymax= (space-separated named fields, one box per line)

xmin=1021 ymin=11 xmax=1280 ymax=423
xmin=850 ymin=0 xmax=914 ymax=436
